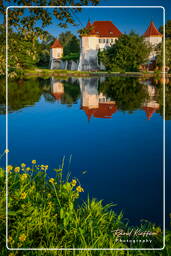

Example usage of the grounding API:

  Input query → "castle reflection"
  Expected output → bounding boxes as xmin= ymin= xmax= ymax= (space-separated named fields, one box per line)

xmin=50 ymin=77 xmax=162 ymax=120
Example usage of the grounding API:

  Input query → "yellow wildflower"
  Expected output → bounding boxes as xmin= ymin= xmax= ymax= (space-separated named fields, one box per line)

xmin=47 ymin=193 xmax=51 ymax=198
xmin=48 ymin=201 xmax=53 ymax=207
xmin=76 ymin=186 xmax=84 ymax=193
xmin=30 ymin=185 xmax=35 ymax=191
xmin=71 ymin=179 xmax=77 ymax=186
xmin=14 ymin=167 xmax=20 ymax=173
xmin=4 ymin=149 xmax=9 ymax=153
xmin=20 ymin=192 xmax=27 ymax=200
xmin=41 ymin=165 xmax=45 ymax=170
xmin=9 ymin=253 xmax=15 ymax=256
xmin=19 ymin=234 xmax=26 ymax=242
xmin=21 ymin=163 xmax=26 ymax=168
xmin=44 ymin=165 xmax=48 ymax=170
xmin=7 ymin=165 xmax=13 ymax=172
xmin=26 ymin=167 xmax=30 ymax=171
xmin=20 ymin=173 xmax=28 ymax=181
xmin=49 ymin=178 xmax=55 ymax=184
xmin=8 ymin=236 xmax=13 ymax=243
xmin=32 ymin=160 xmax=36 ymax=164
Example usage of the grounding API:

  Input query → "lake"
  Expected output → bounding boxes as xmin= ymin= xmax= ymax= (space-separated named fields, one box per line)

xmin=0 ymin=76 xmax=170 ymax=227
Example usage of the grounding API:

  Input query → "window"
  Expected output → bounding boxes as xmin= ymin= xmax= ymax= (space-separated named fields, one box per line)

xmin=111 ymin=39 xmax=113 ymax=43
xmin=99 ymin=39 xmax=102 ymax=43
xmin=103 ymin=39 xmax=105 ymax=43
xmin=106 ymin=39 xmax=109 ymax=43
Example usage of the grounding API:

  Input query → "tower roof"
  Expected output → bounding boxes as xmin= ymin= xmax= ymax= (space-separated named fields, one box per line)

xmin=83 ymin=20 xmax=122 ymax=37
xmin=51 ymin=39 xmax=63 ymax=48
xmin=144 ymin=21 xmax=162 ymax=37
xmin=143 ymin=106 xmax=158 ymax=120
xmin=81 ymin=103 xmax=117 ymax=120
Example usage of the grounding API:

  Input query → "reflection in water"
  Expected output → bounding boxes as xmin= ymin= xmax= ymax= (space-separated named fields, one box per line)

xmin=0 ymin=76 xmax=170 ymax=227
xmin=51 ymin=78 xmax=64 ymax=101
xmin=79 ymin=78 xmax=117 ymax=120
xmin=49 ymin=76 xmax=161 ymax=121
xmin=142 ymin=82 xmax=160 ymax=120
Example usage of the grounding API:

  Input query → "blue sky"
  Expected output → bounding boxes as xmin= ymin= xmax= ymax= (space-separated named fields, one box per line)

xmin=1 ymin=0 xmax=171 ymax=37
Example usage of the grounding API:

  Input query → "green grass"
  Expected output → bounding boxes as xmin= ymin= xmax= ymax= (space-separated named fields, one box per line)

xmin=0 ymin=157 xmax=170 ymax=255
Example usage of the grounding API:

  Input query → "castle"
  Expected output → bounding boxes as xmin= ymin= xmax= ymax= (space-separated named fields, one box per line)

xmin=50 ymin=21 xmax=162 ymax=71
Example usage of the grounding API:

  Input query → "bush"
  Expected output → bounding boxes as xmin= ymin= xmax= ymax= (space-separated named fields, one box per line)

xmin=0 ymin=157 xmax=169 ymax=255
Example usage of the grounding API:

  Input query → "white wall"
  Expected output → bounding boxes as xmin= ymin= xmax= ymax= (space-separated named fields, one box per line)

xmin=51 ymin=48 xmax=63 ymax=59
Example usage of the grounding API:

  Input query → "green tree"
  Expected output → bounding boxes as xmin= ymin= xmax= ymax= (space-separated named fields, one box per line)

xmin=99 ymin=76 xmax=148 ymax=112
xmin=98 ymin=33 xmax=151 ymax=72
xmin=159 ymin=20 xmax=171 ymax=38
xmin=156 ymin=38 xmax=171 ymax=70
xmin=58 ymin=31 xmax=80 ymax=59
xmin=0 ymin=0 xmax=99 ymax=78
xmin=59 ymin=31 xmax=74 ymax=47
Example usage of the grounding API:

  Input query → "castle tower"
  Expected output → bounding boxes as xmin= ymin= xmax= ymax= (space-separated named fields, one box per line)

xmin=78 ymin=21 xmax=122 ymax=71
xmin=144 ymin=21 xmax=162 ymax=60
xmin=50 ymin=39 xmax=63 ymax=69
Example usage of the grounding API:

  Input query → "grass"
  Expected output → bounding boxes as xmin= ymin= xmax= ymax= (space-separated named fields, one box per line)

xmin=0 ymin=156 xmax=170 ymax=255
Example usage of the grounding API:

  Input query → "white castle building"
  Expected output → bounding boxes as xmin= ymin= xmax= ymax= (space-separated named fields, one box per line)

xmin=50 ymin=21 xmax=162 ymax=71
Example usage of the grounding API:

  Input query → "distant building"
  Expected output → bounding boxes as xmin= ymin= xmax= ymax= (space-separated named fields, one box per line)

xmin=78 ymin=21 xmax=122 ymax=71
xmin=50 ymin=39 xmax=63 ymax=69
xmin=143 ymin=21 xmax=163 ymax=62
xmin=50 ymin=21 xmax=163 ymax=71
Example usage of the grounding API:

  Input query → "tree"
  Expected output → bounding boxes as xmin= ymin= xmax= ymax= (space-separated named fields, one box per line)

xmin=98 ymin=76 xmax=148 ymax=112
xmin=156 ymin=38 xmax=171 ymax=70
xmin=63 ymin=35 xmax=80 ymax=55
xmin=59 ymin=31 xmax=74 ymax=47
xmin=0 ymin=0 xmax=99 ymax=78
xmin=159 ymin=20 xmax=171 ymax=38
xmin=58 ymin=31 xmax=80 ymax=60
xmin=98 ymin=33 xmax=151 ymax=72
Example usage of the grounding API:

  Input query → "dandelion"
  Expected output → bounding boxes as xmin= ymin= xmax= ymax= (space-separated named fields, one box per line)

xmin=71 ymin=179 xmax=77 ymax=186
xmin=14 ymin=167 xmax=20 ymax=173
xmin=19 ymin=234 xmax=26 ymax=242
xmin=32 ymin=160 xmax=36 ymax=164
xmin=20 ymin=192 xmax=27 ymax=200
xmin=49 ymin=178 xmax=55 ymax=184
xmin=21 ymin=163 xmax=26 ymax=168
xmin=7 ymin=165 xmax=13 ymax=172
xmin=76 ymin=186 xmax=84 ymax=193
xmin=20 ymin=173 xmax=28 ymax=181
xmin=26 ymin=167 xmax=30 ymax=171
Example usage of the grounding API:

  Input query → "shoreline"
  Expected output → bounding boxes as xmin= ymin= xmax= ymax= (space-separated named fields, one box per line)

xmin=23 ymin=68 xmax=171 ymax=79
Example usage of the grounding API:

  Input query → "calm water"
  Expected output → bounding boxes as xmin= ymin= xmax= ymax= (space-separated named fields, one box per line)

xmin=0 ymin=76 xmax=171 ymax=227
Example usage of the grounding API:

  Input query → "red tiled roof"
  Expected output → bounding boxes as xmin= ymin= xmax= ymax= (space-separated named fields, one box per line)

xmin=81 ymin=103 xmax=117 ymax=120
xmin=144 ymin=22 xmax=162 ymax=37
xmin=51 ymin=39 xmax=63 ymax=48
xmin=84 ymin=21 xmax=122 ymax=37
xmin=52 ymin=92 xmax=64 ymax=100
xmin=143 ymin=106 xmax=159 ymax=120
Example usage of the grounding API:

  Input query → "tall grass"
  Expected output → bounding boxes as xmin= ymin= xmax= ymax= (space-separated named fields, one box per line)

xmin=0 ymin=159 xmax=170 ymax=255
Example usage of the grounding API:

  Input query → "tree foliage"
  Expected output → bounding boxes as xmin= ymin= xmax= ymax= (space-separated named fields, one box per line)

xmin=156 ymin=38 xmax=171 ymax=70
xmin=0 ymin=0 xmax=99 ymax=78
xmin=159 ymin=20 xmax=171 ymax=38
xmin=98 ymin=33 xmax=151 ymax=72
xmin=59 ymin=31 xmax=80 ymax=59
